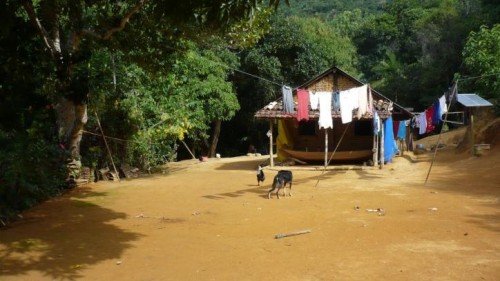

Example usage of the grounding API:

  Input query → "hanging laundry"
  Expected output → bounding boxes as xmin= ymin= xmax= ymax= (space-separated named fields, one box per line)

xmin=348 ymin=86 xmax=361 ymax=111
xmin=356 ymin=85 xmax=368 ymax=119
xmin=393 ymin=120 xmax=400 ymax=138
xmin=410 ymin=116 xmax=417 ymax=129
xmin=317 ymin=92 xmax=333 ymax=129
xmin=296 ymin=89 xmax=310 ymax=121
xmin=309 ymin=91 xmax=320 ymax=110
xmin=282 ymin=86 xmax=294 ymax=113
xmin=339 ymin=85 xmax=363 ymax=124
xmin=418 ymin=112 xmax=427 ymax=135
xmin=425 ymin=106 xmax=435 ymax=133
xmin=332 ymin=92 xmax=340 ymax=112
xmin=432 ymin=101 xmax=440 ymax=125
xmin=397 ymin=120 xmax=406 ymax=140
xmin=367 ymin=86 xmax=373 ymax=112
xmin=439 ymin=94 xmax=448 ymax=119
xmin=339 ymin=90 xmax=354 ymax=124
xmin=373 ymin=110 xmax=381 ymax=134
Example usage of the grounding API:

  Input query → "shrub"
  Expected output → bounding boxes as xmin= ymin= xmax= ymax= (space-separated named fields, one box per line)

xmin=0 ymin=130 xmax=67 ymax=226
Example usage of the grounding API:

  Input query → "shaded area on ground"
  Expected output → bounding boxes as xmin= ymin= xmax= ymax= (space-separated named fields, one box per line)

xmin=0 ymin=187 xmax=142 ymax=280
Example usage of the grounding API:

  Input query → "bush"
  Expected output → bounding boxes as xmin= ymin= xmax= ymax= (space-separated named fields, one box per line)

xmin=0 ymin=131 xmax=67 ymax=226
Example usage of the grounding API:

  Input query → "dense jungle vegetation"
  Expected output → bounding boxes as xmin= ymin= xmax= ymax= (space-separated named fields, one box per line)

xmin=0 ymin=0 xmax=498 ymax=224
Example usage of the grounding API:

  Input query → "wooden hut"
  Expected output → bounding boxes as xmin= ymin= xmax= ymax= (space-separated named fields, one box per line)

xmin=254 ymin=66 xmax=413 ymax=167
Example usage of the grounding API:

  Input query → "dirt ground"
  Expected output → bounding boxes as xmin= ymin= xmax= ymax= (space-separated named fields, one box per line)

xmin=1 ymin=128 xmax=499 ymax=281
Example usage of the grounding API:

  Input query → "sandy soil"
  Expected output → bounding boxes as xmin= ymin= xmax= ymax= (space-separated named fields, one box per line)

xmin=1 ymin=129 xmax=499 ymax=281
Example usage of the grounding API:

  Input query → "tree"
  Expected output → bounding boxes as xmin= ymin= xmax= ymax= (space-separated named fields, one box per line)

xmin=15 ymin=0 xmax=286 ymax=165
xmin=354 ymin=0 xmax=490 ymax=110
xmin=219 ymin=15 xmax=358 ymax=155
xmin=462 ymin=24 xmax=500 ymax=112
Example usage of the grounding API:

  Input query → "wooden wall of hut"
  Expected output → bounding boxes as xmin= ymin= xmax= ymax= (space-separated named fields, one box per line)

xmin=280 ymin=118 xmax=373 ymax=152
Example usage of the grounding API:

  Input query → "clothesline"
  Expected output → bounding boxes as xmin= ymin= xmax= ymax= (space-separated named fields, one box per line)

xmin=82 ymin=130 xmax=163 ymax=145
xmin=413 ymin=81 xmax=459 ymax=135
xmin=280 ymin=84 xmax=375 ymax=128
xmin=458 ymin=72 xmax=500 ymax=82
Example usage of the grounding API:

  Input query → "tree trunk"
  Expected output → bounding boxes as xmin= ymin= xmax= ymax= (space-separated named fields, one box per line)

xmin=208 ymin=119 xmax=221 ymax=157
xmin=56 ymin=97 xmax=88 ymax=160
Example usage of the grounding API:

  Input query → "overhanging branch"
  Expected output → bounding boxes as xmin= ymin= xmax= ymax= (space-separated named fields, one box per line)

xmin=82 ymin=0 xmax=148 ymax=41
xmin=21 ymin=0 xmax=57 ymax=57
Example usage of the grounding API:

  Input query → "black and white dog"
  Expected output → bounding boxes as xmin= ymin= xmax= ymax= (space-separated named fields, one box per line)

xmin=256 ymin=164 xmax=265 ymax=186
xmin=268 ymin=170 xmax=293 ymax=199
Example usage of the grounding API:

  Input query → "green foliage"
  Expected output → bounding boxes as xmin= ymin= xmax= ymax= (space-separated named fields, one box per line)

xmin=80 ymin=39 xmax=240 ymax=168
xmin=462 ymin=24 xmax=500 ymax=113
xmin=0 ymin=1 xmax=67 ymax=224
xmin=226 ymin=7 xmax=275 ymax=48
xmin=279 ymin=0 xmax=387 ymax=18
xmin=353 ymin=0 xmax=493 ymax=109
xmin=220 ymin=14 xmax=358 ymax=155
xmin=0 ymin=127 xmax=67 ymax=225
xmin=0 ymin=0 xmax=289 ymax=224
xmin=330 ymin=9 xmax=365 ymax=38
xmin=256 ymin=16 xmax=358 ymax=84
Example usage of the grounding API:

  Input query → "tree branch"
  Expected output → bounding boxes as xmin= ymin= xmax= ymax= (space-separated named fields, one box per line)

xmin=67 ymin=0 xmax=83 ymax=51
xmin=21 ymin=0 xmax=57 ymax=57
xmin=81 ymin=0 xmax=148 ymax=41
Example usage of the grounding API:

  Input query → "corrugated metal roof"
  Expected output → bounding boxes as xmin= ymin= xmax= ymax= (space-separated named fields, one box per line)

xmin=457 ymin=94 xmax=493 ymax=107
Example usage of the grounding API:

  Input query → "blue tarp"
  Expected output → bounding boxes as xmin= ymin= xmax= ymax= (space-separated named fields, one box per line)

xmin=384 ymin=116 xmax=398 ymax=163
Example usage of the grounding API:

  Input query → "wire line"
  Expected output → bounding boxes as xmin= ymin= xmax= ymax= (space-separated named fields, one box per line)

xmin=458 ymin=72 xmax=500 ymax=82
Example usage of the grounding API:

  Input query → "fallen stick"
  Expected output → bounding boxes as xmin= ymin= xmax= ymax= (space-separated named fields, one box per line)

xmin=275 ymin=229 xmax=311 ymax=239
xmin=289 ymin=157 xmax=307 ymax=165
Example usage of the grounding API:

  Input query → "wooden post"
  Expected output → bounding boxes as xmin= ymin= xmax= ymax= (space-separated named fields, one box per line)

xmin=373 ymin=133 xmax=378 ymax=166
xmin=324 ymin=128 xmax=328 ymax=168
xmin=95 ymin=112 xmax=120 ymax=182
xmin=180 ymin=140 xmax=196 ymax=159
xmin=424 ymin=81 xmax=457 ymax=185
xmin=470 ymin=109 xmax=475 ymax=156
xmin=269 ymin=120 xmax=274 ymax=167
xmin=380 ymin=119 xmax=385 ymax=169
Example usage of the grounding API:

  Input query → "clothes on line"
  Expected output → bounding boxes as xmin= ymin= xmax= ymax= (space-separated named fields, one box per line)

xmin=393 ymin=120 xmax=400 ymax=138
xmin=339 ymin=86 xmax=363 ymax=124
xmin=309 ymin=91 xmax=320 ymax=110
xmin=281 ymin=84 xmax=373 ymax=127
xmin=356 ymin=85 xmax=369 ymax=119
xmin=425 ymin=106 xmax=435 ymax=133
xmin=439 ymin=94 xmax=448 ymax=117
xmin=415 ymin=93 xmax=453 ymax=135
xmin=397 ymin=120 xmax=406 ymax=140
xmin=282 ymin=86 xmax=294 ymax=113
xmin=317 ymin=92 xmax=333 ymax=129
xmin=332 ymin=92 xmax=340 ymax=112
xmin=432 ymin=101 xmax=440 ymax=125
xmin=418 ymin=112 xmax=427 ymax=135
xmin=373 ymin=111 xmax=381 ymax=134
xmin=296 ymin=89 xmax=310 ymax=121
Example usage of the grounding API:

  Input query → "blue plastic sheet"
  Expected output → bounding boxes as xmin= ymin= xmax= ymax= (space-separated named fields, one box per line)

xmin=384 ymin=116 xmax=398 ymax=163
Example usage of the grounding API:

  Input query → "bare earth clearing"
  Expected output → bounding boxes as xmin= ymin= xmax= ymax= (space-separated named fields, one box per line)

xmin=1 ymin=129 xmax=499 ymax=281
